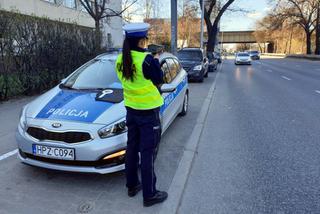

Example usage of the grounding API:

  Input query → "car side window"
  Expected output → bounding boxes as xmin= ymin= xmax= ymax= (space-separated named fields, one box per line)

xmin=161 ymin=61 xmax=172 ymax=83
xmin=172 ymin=58 xmax=181 ymax=74
xmin=166 ymin=58 xmax=179 ymax=80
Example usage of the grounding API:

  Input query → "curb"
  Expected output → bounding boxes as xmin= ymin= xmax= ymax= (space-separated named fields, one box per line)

xmin=158 ymin=63 xmax=223 ymax=214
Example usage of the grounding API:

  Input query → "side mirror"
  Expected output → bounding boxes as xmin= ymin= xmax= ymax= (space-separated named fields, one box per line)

xmin=60 ymin=78 xmax=66 ymax=83
xmin=160 ymin=84 xmax=176 ymax=93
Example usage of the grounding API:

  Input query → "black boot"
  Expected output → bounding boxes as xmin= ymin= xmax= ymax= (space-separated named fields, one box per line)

xmin=128 ymin=184 xmax=142 ymax=197
xmin=143 ymin=191 xmax=168 ymax=207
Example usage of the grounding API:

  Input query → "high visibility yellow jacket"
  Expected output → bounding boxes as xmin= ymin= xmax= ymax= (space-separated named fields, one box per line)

xmin=115 ymin=51 xmax=164 ymax=110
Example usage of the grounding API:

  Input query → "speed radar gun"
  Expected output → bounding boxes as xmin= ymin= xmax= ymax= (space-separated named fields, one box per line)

xmin=148 ymin=44 xmax=164 ymax=56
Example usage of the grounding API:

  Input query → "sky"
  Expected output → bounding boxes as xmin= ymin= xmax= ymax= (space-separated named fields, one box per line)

xmin=220 ymin=0 xmax=271 ymax=31
xmin=129 ymin=0 xmax=271 ymax=31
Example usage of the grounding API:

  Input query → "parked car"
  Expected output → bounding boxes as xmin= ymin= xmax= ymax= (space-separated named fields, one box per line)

xmin=207 ymin=52 xmax=218 ymax=72
xmin=235 ymin=52 xmax=252 ymax=65
xmin=16 ymin=52 xmax=189 ymax=174
xmin=248 ymin=50 xmax=260 ymax=60
xmin=177 ymin=48 xmax=209 ymax=82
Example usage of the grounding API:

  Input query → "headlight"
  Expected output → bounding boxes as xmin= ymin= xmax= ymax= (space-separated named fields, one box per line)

xmin=98 ymin=119 xmax=127 ymax=139
xmin=193 ymin=65 xmax=202 ymax=71
xmin=19 ymin=105 xmax=27 ymax=131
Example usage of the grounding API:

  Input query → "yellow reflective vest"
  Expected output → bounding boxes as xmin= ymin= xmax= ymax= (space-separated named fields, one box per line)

xmin=115 ymin=50 xmax=164 ymax=110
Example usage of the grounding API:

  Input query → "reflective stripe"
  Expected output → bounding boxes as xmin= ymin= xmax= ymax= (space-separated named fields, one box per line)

xmin=115 ymin=51 xmax=163 ymax=110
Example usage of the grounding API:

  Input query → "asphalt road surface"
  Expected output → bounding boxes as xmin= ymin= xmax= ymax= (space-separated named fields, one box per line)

xmin=0 ymin=71 xmax=217 ymax=214
xmin=179 ymin=57 xmax=320 ymax=214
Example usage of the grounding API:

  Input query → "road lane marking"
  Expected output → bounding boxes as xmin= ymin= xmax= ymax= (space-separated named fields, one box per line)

xmin=281 ymin=76 xmax=291 ymax=81
xmin=0 ymin=149 xmax=18 ymax=161
xmin=267 ymin=69 xmax=273 ymax=73
xmin=316 ymin=90 xmax=320 ymax=94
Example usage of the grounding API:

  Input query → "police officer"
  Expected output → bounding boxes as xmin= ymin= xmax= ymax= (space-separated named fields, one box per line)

xmin=115 ymin=23 xmax=168 ymax=207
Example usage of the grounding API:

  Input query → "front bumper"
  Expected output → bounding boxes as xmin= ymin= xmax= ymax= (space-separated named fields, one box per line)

xmin=16 ymin=120 xmax=127 ymax=174
xmin=235 ymin=60 xmax=251 ymax=65
xmin=187 ymin=70 xmax=203 ymax=80
xmin=251 ymin=55 xmax=260 ymax=60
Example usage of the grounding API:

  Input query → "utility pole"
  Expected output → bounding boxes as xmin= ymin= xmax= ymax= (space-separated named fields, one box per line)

xmin=200 ymin=0 xmax=205 ymax=49
xmin=171 ymin=0 xmax=178 ymax=54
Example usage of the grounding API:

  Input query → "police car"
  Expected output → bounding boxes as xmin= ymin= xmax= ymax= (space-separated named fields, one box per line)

xmin=16 ymin=52 xmax=189 ymax=174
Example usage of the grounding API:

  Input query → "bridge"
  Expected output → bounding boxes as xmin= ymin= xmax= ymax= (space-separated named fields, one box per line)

xmin=218 ymin=31 xmax=257 ymax=44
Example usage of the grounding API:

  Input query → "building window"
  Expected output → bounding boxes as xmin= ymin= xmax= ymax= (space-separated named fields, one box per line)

xmin=63 ymin=0 xmax=76 ymax=9
xmin=44 ymin=0 xmax=57 ymax=3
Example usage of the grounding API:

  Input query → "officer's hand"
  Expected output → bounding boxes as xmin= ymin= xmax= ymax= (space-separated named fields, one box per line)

xmin=154 ymin=53 xmax=160 ymax=59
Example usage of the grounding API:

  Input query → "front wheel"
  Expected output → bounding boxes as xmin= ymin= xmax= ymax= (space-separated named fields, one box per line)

xmin=179 ymin=92 xmax=188 ymax=116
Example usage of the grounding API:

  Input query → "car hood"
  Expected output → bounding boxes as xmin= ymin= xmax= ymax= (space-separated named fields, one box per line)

xmin=180 ymin=60 xmax=201 ymax=65
xmin=25 ymin=86 xmax=125 ymax=125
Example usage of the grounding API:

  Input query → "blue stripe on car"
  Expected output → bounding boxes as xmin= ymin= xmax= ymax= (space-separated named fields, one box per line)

xmin=36 ymin=90 xmax=113 ymax=123
xmin=160 ymin=77 xmax=187 ymax=114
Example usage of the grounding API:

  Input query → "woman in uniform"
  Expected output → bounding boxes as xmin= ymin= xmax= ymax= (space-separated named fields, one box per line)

xmin=115 ymin=23 xmax=168 ymax=207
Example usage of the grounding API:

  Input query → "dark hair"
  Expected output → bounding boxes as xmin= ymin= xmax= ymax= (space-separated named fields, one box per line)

xmin=117 ymin=37 xmax=142 ymax=81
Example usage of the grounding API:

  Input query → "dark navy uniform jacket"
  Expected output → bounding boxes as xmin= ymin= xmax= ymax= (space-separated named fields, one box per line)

xmin=132 ymin=47 xmax=164 ymax=86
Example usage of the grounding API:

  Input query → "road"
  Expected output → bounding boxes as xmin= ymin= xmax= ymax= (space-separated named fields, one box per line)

xmin=0 ymin=72 xmax=216 ymax=214
xmin=1 ymin=57 xmax=320 ymax=214
xmin=179 ymin=57 xmax=320 ymax=214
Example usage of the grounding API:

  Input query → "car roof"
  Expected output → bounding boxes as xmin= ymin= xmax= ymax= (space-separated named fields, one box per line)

xmin=95 ymin=53 xmax=119 ymax=61
xmin=95 ymin=51 xmax=178 ymax=62
xmin=178 ymin=48 xmax=203 ymax=52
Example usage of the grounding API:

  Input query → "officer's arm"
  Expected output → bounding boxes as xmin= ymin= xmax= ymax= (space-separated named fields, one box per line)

xmin=142 ymin=54 xmax=164 ymax=86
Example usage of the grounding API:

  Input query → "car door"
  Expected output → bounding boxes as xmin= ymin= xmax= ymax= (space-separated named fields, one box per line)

xmin=160 ymin=57 xmax=187 ymax=132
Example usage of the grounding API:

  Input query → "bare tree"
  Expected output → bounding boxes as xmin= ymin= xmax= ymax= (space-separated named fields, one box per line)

xmin=315 ymin=1 xmax=320 ymax=55
xmin=271 ymin=0 xmax=318 ymax=54
xmin=199 ymin=0 xmax=236 ymax=52
xmin=79 ymin=0 xmax=137 ymax=50
xmin=236 ymin=43 xmax=250 ymax=52
xmin=178 ymin=3 xmax=200 ymax=47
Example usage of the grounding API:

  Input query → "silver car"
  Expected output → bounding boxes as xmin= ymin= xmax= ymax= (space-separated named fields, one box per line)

xmin=16 ymin=52 xmax=189 ymax=174
xmin=235 ymin=52 xmax=252 ymax=65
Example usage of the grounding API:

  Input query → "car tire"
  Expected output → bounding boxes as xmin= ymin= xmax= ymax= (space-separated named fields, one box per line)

xmin=179 ymin=92 xmax=188 ymax=116
xmin=209 ymin=66 xmax=214 ymax=72
xmin=198 ymin=75 xmax=204 ymax=82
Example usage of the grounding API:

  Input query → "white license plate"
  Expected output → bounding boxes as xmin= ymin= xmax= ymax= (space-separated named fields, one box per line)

xmin=32 ymin=144 xmax=75 ymax=160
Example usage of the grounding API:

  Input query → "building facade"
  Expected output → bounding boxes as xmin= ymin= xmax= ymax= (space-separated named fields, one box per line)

xmin=0 ymin=0 xmax=123 ymax=48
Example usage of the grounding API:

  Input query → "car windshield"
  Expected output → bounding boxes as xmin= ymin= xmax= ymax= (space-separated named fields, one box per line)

xmin=63 ymin=58 xmax=121 ymax=90
xmin=238 ymin=53 xmax=249 ymax=57
xmin=250 ymin=51 xmax=259 ymax=54
xmin=177 ymin=50 xmax=202 ymax=61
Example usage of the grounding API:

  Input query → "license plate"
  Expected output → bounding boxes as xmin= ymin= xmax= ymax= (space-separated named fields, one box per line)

xmin=32 ymin=144 xmax=75 ymax=160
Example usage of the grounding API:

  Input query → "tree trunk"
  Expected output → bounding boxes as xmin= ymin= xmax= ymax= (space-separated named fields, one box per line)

xmin=258 ymin=43 xmax=263 ymax=53
xmin=315 ymin=3 xmax=320 ymax=55
xmin=288 ymin=27 xmax=293 ymax=54
xmin=206 ymin=22 xmax=218 ymax=52
xmin=306 ymin=31 xmax=312 ymax=55
xmin=95 ymin=19 xmax=101 ymax=51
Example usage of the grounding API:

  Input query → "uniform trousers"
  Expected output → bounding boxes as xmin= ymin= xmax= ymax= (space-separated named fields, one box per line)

xmin=125 ymin=107 xmax=161 ymax=199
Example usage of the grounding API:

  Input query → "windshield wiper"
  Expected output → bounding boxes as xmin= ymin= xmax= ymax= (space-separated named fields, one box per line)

xmin=59 ymin=83 xmax=76 ymax=90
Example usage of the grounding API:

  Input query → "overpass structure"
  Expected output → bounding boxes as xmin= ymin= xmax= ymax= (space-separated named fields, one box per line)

xmin=219 ymin=31 xmax=257 ymax=43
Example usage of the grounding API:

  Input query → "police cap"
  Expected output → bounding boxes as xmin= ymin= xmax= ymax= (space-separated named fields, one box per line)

xmin=123 ymin=23 xmax=150 ymax=38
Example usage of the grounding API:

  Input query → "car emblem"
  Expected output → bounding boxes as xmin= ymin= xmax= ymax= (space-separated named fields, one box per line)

xmin=98 ymin=89 xmax=113 ymax=98
xmin=52 ymin=123 xmax=62 ymax=128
